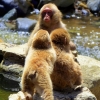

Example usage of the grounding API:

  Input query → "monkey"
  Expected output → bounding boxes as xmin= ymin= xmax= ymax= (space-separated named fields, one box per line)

xmin=50 ymin=28 xmax=82 ymax=91
xmin=20 ymin=29 xmax=56 ymax=100
xmin=49 ymin=28 xmax=71 ymax=55
xmin=26 ymin=3 xmax=76 ymax=55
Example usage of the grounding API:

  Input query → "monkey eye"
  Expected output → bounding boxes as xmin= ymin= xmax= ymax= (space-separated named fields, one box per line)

xmin=42 ymin=10 xmax=53 ymax=17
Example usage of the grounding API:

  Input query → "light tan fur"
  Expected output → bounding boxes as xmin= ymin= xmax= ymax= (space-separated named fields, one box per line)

xmin=26 ymin=3 xmax=75 ymax=55
xmin=50 ymin=28 xmax=82 ymax=91
xmin=21 ymin=29 xmax=56 ymax=100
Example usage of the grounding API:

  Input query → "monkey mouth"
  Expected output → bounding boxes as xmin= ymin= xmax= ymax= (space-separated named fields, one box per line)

xmin=44 ymin=17 xmax=50 ymax=22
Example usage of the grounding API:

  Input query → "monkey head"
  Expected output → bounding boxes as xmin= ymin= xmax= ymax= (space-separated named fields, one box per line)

xmin=32 ymin=29 xmax=51 ymax=49
xmin=50 ymin=28 xmax=70 ymax=46
xmin=39 ymin=3 xmax=62 ymax=26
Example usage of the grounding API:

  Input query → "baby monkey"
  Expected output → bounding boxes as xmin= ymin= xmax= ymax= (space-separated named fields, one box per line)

xmin=50 ymin=28 xmax=82 ymax=91
xmin=20 ymin=29 xmax=56 ymax=100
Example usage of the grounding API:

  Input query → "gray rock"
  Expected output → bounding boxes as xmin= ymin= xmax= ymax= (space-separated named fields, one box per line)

xmin=2 ymin=8 xmax=17 ymax=20
xmin=77 ymin=55 xmax=100 ymax=100
xmin=0 ymin=43 xmax=98 ymax=100
xmin=41 ymin=0 xmax=74 ymax=7
xmin=1 ymin=0 xmax=30 ymax=16
xmin=16 ymin=18 xmax=37 ymax=32
xmin=8 ymin=87 xmax=97 ymax=100
xmin=87 ymin=0 xmax=100 ymax=11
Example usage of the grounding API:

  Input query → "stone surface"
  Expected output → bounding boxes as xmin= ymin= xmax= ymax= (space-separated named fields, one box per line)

xmin=9 ymin=87 xmax=96 ymax=100
xmin=43 ymin=0 xmax=74 ymax=7
xmin=0 ymin=43 xmax=99 ymax=99
xmin=87 ymin=0 xmax=100 ymax=11
xmin=0 ymin=0 xmax=30 ymax=16
xmin=2 ymin=8 xmax=17 ymax=20
xmin=77 ymin=55 xmax=100 ymax=100
xmin=16 ymin=18 xmax=37 ymax=32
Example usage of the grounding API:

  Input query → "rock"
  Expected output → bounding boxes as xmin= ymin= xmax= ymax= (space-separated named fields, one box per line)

xmin=30 ymin=8 xmax=40 ymax=15
xmin=42 ymin=0 xmax=74 ymax=7
xmin=0 ymin=4 xmax=6 ymax=16
xmin=0 ymin=73 xmax=20 ymax=91
xmin=0 ymin=43 xmax=26 ymax=73
xmin=54 ymin=87 xmax=96 ymax=100
xmin=16 ymin=18 xmax=37 ymax=32
xmin=77 ymin=55 xmax=100 ymax=100
xmin=8 ymin=87 xmax=96 ymax=100
xmin=0 ymin=20 xmax=7 ymax=29
xmin=0 ymin=0 xmax=30 ymax=17
xmin=4 ymin=20 xmax=16 ymax=30
xmin=2 ymin=8 xmax=17 ymax=20
xmin=87 ymin=0 xmax=100 ymax=11
xmin=0 ymin=43 xmax=98 ymax=99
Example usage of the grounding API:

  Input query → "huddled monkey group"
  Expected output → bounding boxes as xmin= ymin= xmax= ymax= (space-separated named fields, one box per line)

xmin=21 ymin=3 xmax=82 ymax=100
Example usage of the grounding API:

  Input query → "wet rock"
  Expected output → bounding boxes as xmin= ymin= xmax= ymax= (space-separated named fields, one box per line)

xmin=9 ymin=87 xmax=96 ymax=100
xmin=77 ymin=55 xmax=100 ymax=100
xmin=4 ymin=20 xmax=16 ymax=30
xmin=0 ymin=73 xmax=20 ymax=91
xmin=54 ymin=87 xmax=96 ymax=100
xmin=16 ymin=18 xmax=37 ymax=32
xmin=0 ymin=43 xmax=26 ymax=70
xmin=0 ymin=0 xmax=30 ymax=17
xmin=42 ymin=0 xmax=74 ymax=7
xmin=0 ymin=20 xmax=7 ymax=29
xmin=30 ymin=8 xmax=40 ymax=15
xmin=2 ymin=8 xmax=17 ymax=20
xmin=0 ymin=43 xmax=27 ymax=92
xmin=87 ymin=0 xmax=100 ymax=11
xmin=0 ymin=43 xmax=98 ymax=99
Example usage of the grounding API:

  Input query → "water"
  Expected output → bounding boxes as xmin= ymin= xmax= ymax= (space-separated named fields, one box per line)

xmin=63 ymin=16 xmax=100 ymax=60
xmin=0 ymin=15 xmax=100 ymax=60
xmin=0 ymin=30 xmax=28 ymax=45
xmin=0 ymin=14 xmax=100 ymax=99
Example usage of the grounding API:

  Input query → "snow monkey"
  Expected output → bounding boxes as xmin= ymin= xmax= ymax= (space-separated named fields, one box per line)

xmin=26 ymin=3 xmax=76 ymax=55
xmin=50 ymin=28 xmax=82 ymax=91
xmin=21 ymin=29 xmax=56 ymax=100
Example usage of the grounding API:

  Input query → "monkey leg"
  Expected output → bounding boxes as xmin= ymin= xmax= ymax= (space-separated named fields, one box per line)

xmin=20 ymin=73 xmax=34 ymax=100
xmin=36 ymin=68 xmax=54 ymax=100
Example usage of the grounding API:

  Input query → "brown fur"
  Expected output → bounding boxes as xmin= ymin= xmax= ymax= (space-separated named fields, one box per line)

xmin=50 ymin=28 xmax=71 ymax=55
xmin=21 ymin=29 xmax=56 ymax=100
xmin=26 ymin=3 xmax=75 ymax=55
xmin=50 ymin=28 xmax=82 ymax=91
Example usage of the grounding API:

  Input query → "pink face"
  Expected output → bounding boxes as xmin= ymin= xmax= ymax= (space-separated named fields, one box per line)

xmin=42 ymin=7 xmax=53 ymax=22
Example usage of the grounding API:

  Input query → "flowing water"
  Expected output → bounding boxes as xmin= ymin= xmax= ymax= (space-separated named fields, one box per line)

xmin=64 ymin=16 xmax=100 ymax=60
xmin=0 ymin=14 xmax=100 ymax=100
